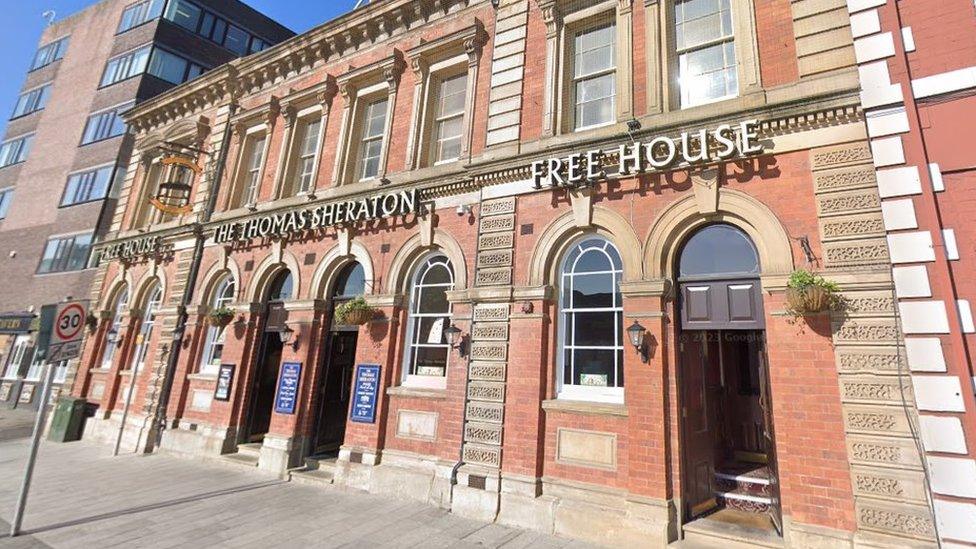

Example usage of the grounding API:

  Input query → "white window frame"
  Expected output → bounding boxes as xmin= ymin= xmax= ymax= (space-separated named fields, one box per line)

xmin=199 ymin=276 xmax=235 ymax=375
xmin=556 ymin=236 xmax=625 ymax=404
xmin=12 ymin=83 xmax=52 ymax=119
xmin=673 ymin=0 xmax=738 ymax=109
xmin=569 ymin=20 xmax=617 ymax=132
xmin=37 ymin=231 xmax=94 ymax=275
xmin=0 ymin=187 xmax=13 ymax=219
xmin=129 ymin=283 xmax=162 ymax=373
xmin=228 ymin=125 xmax=269 ymax=210
xmin=357 ymin=96 xmax=389 ymax=182
xmin=0 ymin=134 xmax=34 ymax=168
xmin=2 ymin=335 xmax=32 ymax=380
xmin=101 ymin=287 xmax=130 ymax=370
xmin=401 ymin=253 xmax=455 ymax=390
xmin=333 ymin=54 xmax=404 ymax=186
xmin=61 ymin=163 xmax=118 ymax=207
xmin=81 ymin=102 xmax=134 ymax=145
xmin=292 ymin=115 xmax=323 ymax=194
xmin=404 ymin=24 xmax=483 ymax=170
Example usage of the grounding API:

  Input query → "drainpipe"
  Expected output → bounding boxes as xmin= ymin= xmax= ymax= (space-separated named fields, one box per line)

xmin=151 ymin=101 xmax=240 ymax=449
xmin=449 ymin=333 xmax=472 ymax=494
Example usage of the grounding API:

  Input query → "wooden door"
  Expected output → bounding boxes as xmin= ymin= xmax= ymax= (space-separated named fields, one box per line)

xmin=247 ymin=333 xmax=282 ymax=442
xmin=757 ymin=336 xmax=783 ymax=534
xmin=681 ymin=333 xmax=721 ymax=518
xmin=313 ymin=331 xmax=357 ymax=454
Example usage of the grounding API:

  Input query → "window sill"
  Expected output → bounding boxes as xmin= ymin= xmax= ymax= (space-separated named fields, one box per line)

xmin=387 ymin=386 xmax=447 ymax=400
xmin=542 ymin=398 xmax=628 ymax=417
xmin=188 ymin=373 xmax=218 ymax=382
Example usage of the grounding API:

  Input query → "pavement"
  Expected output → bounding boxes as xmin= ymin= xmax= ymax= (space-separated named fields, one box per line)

xmin=0 ymin=408 xmax=597 ymax=549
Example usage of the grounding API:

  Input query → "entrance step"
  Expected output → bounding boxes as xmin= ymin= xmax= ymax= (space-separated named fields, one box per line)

xmin=683 ymin=510 xmax=782 ymax=549
xmin=288 ymin=456 xmax=338 ymax=487
xmin=236 ymin=442 xmax=263 ymax=459
xmin=216 ymin=443 xmax=262 ymax=471
xmin=715 ymin=463 xmax=771 ymax=512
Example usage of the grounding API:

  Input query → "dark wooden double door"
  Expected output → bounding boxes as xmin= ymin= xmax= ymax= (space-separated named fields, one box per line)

xmin=678 ymin=278 xmax=782 ymax=533
xmin=311 ymin=330 xmax=358 ymax=455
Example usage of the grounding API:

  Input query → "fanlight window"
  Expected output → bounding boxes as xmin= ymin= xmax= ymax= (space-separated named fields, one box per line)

xmin=200 ymin=276 xmax=235 ymax=374
xmin=267 ymin=270 xmax=294 ymax=302
xmin=402 ymin=254 xmax=454 ymax=388
xmin=558 ymin=237 xmax=624 ymax=403
xmin=679 ymin=224 xmax=759 ymax=279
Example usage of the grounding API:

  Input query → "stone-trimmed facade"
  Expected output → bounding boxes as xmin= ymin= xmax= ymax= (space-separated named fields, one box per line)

xmin=67 ymin=0 xmax=955 ymax=547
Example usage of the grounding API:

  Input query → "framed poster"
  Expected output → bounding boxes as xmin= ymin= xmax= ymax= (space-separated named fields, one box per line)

xmin=274 ymin=362 xmax=302 ymax=415
xmin=350 ymin=364 xmax=380 ymax=424
xmin=214 ymin=364 xmax=235 ymax=401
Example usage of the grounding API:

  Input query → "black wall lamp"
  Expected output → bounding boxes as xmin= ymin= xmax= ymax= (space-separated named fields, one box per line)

xmin=444 ymin=323 xmax=469 ymax=358
xmin=278 ymin=324 xmax=299 ymax=350
xmin=627 ymin=321 xmax=649 ymax=364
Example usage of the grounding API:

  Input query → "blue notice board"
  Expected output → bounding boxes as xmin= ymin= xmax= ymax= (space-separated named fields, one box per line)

xmin=350 ymin=364 xmax=380 ymax=423
xmin=274 ymin=362 xmax=302 ymax=415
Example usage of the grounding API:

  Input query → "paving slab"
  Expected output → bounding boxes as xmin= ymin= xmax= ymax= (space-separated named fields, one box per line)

xmin=0 ymin=412 xmax=597 ymax=548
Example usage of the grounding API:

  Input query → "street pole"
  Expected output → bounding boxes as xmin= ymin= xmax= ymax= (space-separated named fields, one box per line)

xmin=10 ymin=363 xmax=55 ymax=537
xmin=113 ymin=355 xmax=142 ymax=457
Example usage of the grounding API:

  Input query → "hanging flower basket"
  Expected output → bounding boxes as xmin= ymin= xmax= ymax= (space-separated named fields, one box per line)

xmin=208 ymin=307 xmax=236 ymax=328
xmin=786 ymin=270 xmax=840 ymax=316
xmin=335 ymin=297 xmax=376 ymax=326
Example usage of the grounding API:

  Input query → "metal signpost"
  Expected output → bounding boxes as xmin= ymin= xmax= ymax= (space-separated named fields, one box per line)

xmin=10 ymin=300 xmax=87 ymax=537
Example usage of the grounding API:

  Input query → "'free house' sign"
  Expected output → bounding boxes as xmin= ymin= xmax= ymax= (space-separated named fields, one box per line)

xmin=530 ymin=120 xmax=764 ymax=189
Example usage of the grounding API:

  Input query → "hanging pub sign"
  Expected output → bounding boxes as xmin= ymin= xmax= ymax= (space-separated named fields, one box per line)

xmin=213 ymin=189 xmax=418 ymax=244
xmin=149 ymin=154 xmax=201 ymax=216
xmin=531 ymin=120 xmax=764 ymax=189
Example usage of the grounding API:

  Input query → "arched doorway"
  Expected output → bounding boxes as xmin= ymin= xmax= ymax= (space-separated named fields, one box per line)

xmin=310 ymin=262 xmax=365 ymax=456
xmin=244 ymin=270 xmax=293 ymax=443
xmin=676 ymin=224 xmax=782 ymax=536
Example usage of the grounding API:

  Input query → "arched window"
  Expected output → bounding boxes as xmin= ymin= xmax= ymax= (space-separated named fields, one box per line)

xmin=200 ymin=275 xmax=235 ymax=375
xmin=129 ymin=282 xmax=162 ymax=372
xmin=101 ymin=286 xmax=129 ymax=369
xmin=267 ymin=270 xmax=294 ymax=302
xmin=402 ymin=254 xmax=454 ymax=388
xmin=558 ymin=237 xmax=624 ymax=403
xmin=679 ymin=224 xmax=759 ymax=279
xmin=334 ymin=262 xmax=366 ymax=299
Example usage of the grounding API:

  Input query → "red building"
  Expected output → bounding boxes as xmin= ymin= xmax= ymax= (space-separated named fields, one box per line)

xmin=66 ymin=0 xmax=971 ymax=546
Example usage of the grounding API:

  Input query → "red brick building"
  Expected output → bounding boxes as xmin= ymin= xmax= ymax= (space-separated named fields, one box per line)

xmin=68 ymin=0 xmax=967 ymax=546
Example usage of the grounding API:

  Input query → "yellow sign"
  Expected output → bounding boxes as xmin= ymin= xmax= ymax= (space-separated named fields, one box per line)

xmin=161 ymin=154 xmax=202 ymax=174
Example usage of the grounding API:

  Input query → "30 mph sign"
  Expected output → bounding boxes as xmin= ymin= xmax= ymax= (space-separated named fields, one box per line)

xmin=48 ymin=301 xmax=88 ymax=362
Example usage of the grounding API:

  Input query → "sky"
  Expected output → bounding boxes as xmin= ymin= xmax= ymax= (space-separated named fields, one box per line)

xmin=0 ymin=0 xmax=354 ymax=138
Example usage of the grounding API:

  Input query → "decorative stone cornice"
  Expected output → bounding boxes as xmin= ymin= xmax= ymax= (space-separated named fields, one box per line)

xmin=338 ymin=50 xmax=407 ymax=96
xmin=407 ymin=19 xmax=486 ymax=68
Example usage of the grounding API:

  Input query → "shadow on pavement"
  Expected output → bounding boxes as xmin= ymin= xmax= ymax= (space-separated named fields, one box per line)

xmin=6 ymin=479 xmax=285 ymax=537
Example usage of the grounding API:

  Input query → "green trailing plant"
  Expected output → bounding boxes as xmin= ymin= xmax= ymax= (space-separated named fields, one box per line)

xmin=208 ymin=306 xmax=236 ymax=327
xmin=785 ymin=269 xmax=842 ymax=317
xmin=334 ymin=296 xmax=376 ymax=326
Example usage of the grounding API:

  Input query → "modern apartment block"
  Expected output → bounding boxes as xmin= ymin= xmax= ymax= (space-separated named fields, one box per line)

xmin=0 ymin=0 xmax=293 ymax=409
xmin=849 ymin=0 xmax=976 ymax=543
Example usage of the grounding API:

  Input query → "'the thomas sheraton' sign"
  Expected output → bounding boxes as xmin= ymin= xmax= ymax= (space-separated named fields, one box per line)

xmin=213 ymin=189 xmax=418 ymax=244
xmin=531 ymin=120 xmax=764 ymax=189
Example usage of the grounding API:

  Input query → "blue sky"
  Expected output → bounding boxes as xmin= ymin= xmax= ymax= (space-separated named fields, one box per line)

xmin=0 ymin=0 xmax=353 ymax=138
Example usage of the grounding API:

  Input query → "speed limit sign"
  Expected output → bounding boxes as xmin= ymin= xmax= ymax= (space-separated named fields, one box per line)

xmin=48 ymin=301 xmax=88 ymax=362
